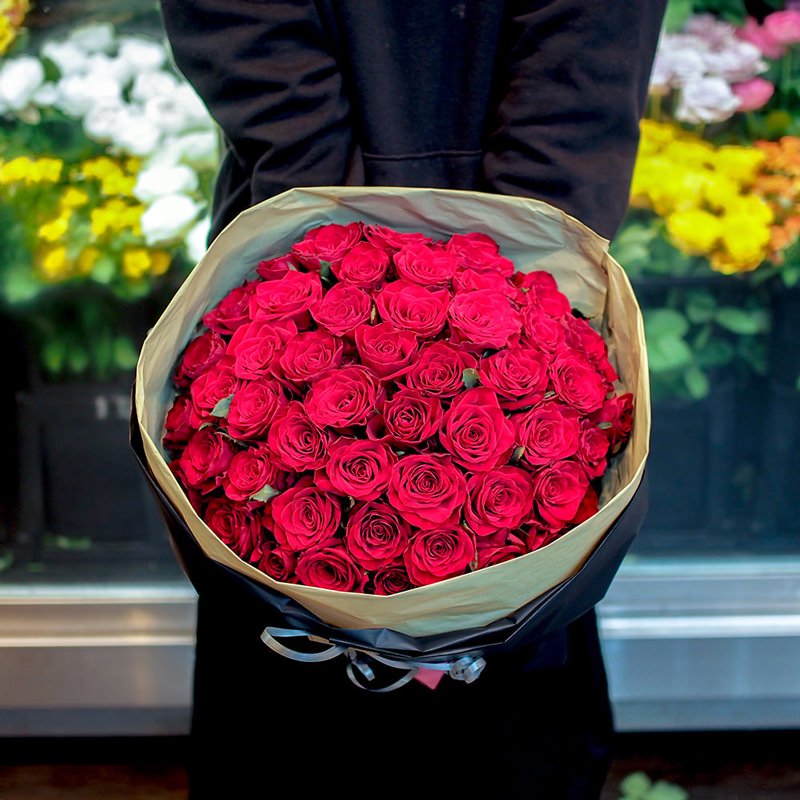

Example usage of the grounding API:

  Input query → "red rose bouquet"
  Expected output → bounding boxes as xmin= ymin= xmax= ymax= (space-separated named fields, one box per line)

xmin=133 ymin=187 xmax=649 ymax=683
xmin=162 ymin=220 xmax=634 ymax=595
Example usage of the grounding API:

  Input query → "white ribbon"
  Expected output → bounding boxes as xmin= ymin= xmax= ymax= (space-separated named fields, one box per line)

xmin=260 ymin=626 xmax=486 ymax=692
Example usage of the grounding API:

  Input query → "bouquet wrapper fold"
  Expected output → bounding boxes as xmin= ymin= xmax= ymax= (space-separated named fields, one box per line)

xmin=131 ymin=186 xmax=651 ymax=683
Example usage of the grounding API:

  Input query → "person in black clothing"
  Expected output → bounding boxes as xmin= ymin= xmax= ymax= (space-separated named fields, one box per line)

xmin=157 ymin=2 xmax=666 ymax=798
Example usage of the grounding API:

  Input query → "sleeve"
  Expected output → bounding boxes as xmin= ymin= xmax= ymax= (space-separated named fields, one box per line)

xmin=158 ymin=0 xmax=357 ymax=231
xmin=480 ymin=0 xmax=667 ymax=240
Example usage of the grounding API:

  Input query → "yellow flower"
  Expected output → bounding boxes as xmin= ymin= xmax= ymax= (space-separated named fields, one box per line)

xmin=0 ymin=156 xmax=63 ymax=186
xmin=37 ymin=246 xmax=71 ymax=282
xmin=713 ymin=214 xmax=771 ymax=273
xmin=81 ymin=155 xmax=139 ymax=196
xmin=715 ymin=146 xmax=766 ymax=186
xmin=38 ymin=210 xmax=72 ymax=243
xmin=702 ymin=173 xmax=745 ymax=212
xmin=76 ymin=247 xmax=100 ymax=275
xmin=60 ymin=186 xmax=90 ymax=209
xmin=90 ymin=199 xmax=144 ymax=238
xmin=121 ymin=247 xmax=172 ymax=279
xmin=0 ymin=16 xmax=14 ymax=55
xmin=666 ymin=209 xmax=723 ymax=255
xmin=722 ymin=194 xmax=774 ymax=225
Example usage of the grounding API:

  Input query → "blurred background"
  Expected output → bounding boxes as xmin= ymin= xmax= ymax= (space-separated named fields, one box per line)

xmin=0 ymin=1 xmax=798 ymax=797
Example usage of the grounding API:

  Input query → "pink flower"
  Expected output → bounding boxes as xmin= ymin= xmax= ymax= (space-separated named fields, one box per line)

xmin=737 ymin=17 xmax=787 ymax=60
xmin=763 ymin=10 xmax=800 ymax=45
xmin=732 ymin=77 xmax=775 ymax=111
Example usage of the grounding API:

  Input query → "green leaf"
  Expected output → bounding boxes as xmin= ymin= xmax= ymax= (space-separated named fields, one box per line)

xmin=212 ymin=393 xmax=234 ymax=418
xmin=251 ymin=483 xmax=280 ymax=503
xmin=66 ymin=343 xmax=90 ymax=374
xmin=648 ymin=780 xmax=690 ymax=800
xmin=685 ymin=290 xmax=717 ymax=324
xmin=644 ymin=308 xmax=690 ymax=340
xmin=647 ymin=336 xmax=693 ymax=373
xmin=462 ymin=367 xmax=481 ymax=388
xmin=319 ymin=260 xmax=333 ymax=282
xmin=91 ymin=254 xmax=117 ymax=285
xmin=662 ymin=0 xmax=692 ymax=32
xmin=684 ymin=364 xmax=710 ymax=400
xmin=2 ymin=264 xmax=41 ymax=304
xmin=693 ymin=338 xmax=735 ymax=368
xmin=511 ymin=445 xmax=526 ymax=463
xmin=715 ymin=307 xmax=768 ymax=335
xmin=619 ymin=770 xmax=652 ymax=799
xmin=41 ymin=338 xmax=67 ymax=375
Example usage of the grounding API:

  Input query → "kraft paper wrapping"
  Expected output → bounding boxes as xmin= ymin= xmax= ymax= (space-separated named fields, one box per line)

xmin=135 ymin=186 xmax=650 ymax=638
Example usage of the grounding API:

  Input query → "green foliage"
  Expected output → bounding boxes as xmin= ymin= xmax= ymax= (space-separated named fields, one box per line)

xmin=619 ymin=771 xmax=689 ymax=800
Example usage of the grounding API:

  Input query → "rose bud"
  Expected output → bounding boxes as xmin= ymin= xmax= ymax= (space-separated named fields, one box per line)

xmin=256 ymin=253 xmax=298 ymax=280
xmin=404 ymin=525 xmax=476 ymax=586
xmin=270 ymin=479 xmax=342 ymax=551
xmin=202 ymin=280 xmax=257 ymax=335
xmin=316 ymin=438 xmax=396 ymax=501
xmin=372 ymin=563 xmax=414 ymax=595
xmin=355 ymin=322 xmax=419 ymax=380
xmin=448 ymin=289 xmax=523 ymax=350
xmin=222 ymin=444 xmax=283 ymax=502
xmin=163 ymin=392 xmax=196 ymax=453
xmin=179 ymin=426 xmax=235 ymax=493
xmin=445 ymin=232 xmax=514 ymax=275
xmin=378 ymin=388 xmax=442 ymax=448
xmin=304 ymin=365 xmax=382 ymax=430
xmin=226 ymin=319 xmax=297 ymax=381
xmin=514 ymin=400 xmax=581 ymax=467
xmin=311 ymin=282 xmax=372 ymax=338
xmin=295 ymin=542 xmax=368 ymax=592
xmin=174 ymin=329 xmax=227 ymax=388
xmin=333 ymin=241 xmax=390 ymax=290
xmin=591 ymin=392 xmax=634 ymax=454
xmin=345 ymin=501 xmax=411 ymax=571
xmin=203 ymin=496 xmax=263 ymax=561
xmin=364 ymin=224 xmax=432 ymax=253
xmin=268 ymin=401 xmax=330 ymax=471
xmin=393 ymin=242 xmax=458 ymax=288
xmin=188 ymin=356 xmax=243 ymax=424
xmin=578 ymin=420 xmax=611 ymax=479
xmin=522 ymin=306 xmax=566 ymax=353
xmin=402 ymin=341 xmax=477 ymax=398
xmin=520 ymin=282 xmax=572 ymax=318
xmin=375 ymin=280 xmax=450 ymax=338
xmin=254 ymin=541 xmax=297 ymax=582
xmin=279 ymin=329 xmax=344 ymax=384
xmin=226 ymin=378 xmax=287 ymax=441
xmin=476 ymin=531 xmax=527 ymax=569
xmin=439 ymin=387 xmax=515 ymax=472
xmin=549 ymin=348 xmax=608 ymax=413
xmin=479 ymin=347 xmax=550 ymax=410
xmin=291 ymin=222 xmax=363 ymax=271
xmin=562 ymin=314 xmax=618 ymax=384
xmin=453 ymin=267 xmax=517 ymax=297
xmin=464 ymin=466 xmax=535 ymax=537
xmin=249 ymin=270 xmax=323 ymax=326
xmin=387 ymin=453 xmax=467 ymax=530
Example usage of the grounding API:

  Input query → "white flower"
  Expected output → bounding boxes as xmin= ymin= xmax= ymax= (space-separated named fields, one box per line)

xmin=650 ymin=39 xmax=707 ymax=92
xmin=41 ymin=40 xmax=89 ymax=77
xmin=676 ymin=77 xmax=740 ymax=124
xmin=186 ymin=216 xmax=212 ymax=263
xmin=684 ymin=13 xmax=737 ymax=48
xmin=141 ymin=193 xmax=202 ymax=246
xmin=134 ymin=164 xmax=199 ymax=202
xmin=108 ymin=109 xmax=163 ymax=156
xmin=171 ymin=131 xmax=219 ymax=170
xmin=67 ymin=23 xmax=116 ymax=54
xmin=84 ymin=53 xmax=137 ymax=88
xmin=702 ymin=40 xmax=767 ymax=83
xmin=52 ymin=72 xmax=122 ymax=118
xmin=32 ymin=83 xmax=59 ymax=107
xmin=130 ymin=70 xmax=180 ymax=104
xmin=117 ymin=37 xmax=167 ymax=74
xmin=143 ymin=84 xmax=213 ymax=136
xmin=82 ymin=101 xmax=129 ymax=143
xmin=0 ymin=57 xmax=46 ymax=113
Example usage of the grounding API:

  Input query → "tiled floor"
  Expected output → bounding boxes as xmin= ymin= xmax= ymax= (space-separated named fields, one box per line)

xmin=0 ymin=731 xmax=798 ymax=799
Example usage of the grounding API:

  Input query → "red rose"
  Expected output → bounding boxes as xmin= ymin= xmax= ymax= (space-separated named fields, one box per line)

xmin=174 ymin=329 xmax=227 ymax=388
xmin=372 ymin=563 xmax=413 ymax=595
xmin=268 ymin=401 xmax=330 ymax=471
xmin=296 ymin=542 xmax=368 ymax=592
xmin=179 ymin=426 xmax=235 ymax=493
xmin=163 ymin=393 xmax=196 ymax=452
xmin=521 ymin=283 xmax=571 ymax=318
xmin=333 ymin=241 xmax=390 ymax=289
xmin=345 ymin=501 xmax=411 ymax=570
xmin=226 ymin=379 xmax=287 ymax=440
xmin=402 ymin=341 xmax=477 ymax=398
xmin=256 ymin=253 xmax=297 ymax=280
xmin=375 ymin=280 xmax=450 ymax=338
xmin=478 ymin=347 xmax=550 ymax=410
xmin=270 ymin=479 xmax=341 ymax=551
xmin=448 ymin=289 xmax=522 ymax=350
xmin=525 ymin=525 xmax=561 ymax=552
xmin=563 ymin=314 xmax=618 ymax=384
xmin=514 ymin=400 xmax=581 ymax=467
xmin=404 ymin=526 xmax=476 ymax=586
xmin=317 ymin=438 xmax=396 ymax=501
xmin=387 ymin=453 xmax=467 ymax=530
xmin=439 ymin=387 xmax=515 ymax=472
xmin=393 ymin=242 xmax=457 ymax=288
xmin=578 ymin=421 xmax=610 ymax=479
xmin=291 ymin=222 xmax=363 ymax=270
xmin=569 ymin=485 xmax=599 ymax=526
xmin=531 ymin=461 xmax=590 ymax=530
xmin=364 ymin=224 xmax=432 ymax=253
xmin=464 ymin=466 xmax=535 ymax=537
xmin=513 ymin=270 xmax=559 ymax=293
xmin=189 ymin=357 xmax=242 ymax=423
xmin=445 ymin=232 xmax=514 ymax=276
xmin=354 ymin=322 xmax=419 ymax=380
xmin=203 ymin=497 xmax=263 ymax=560
xmin=249 ymin=270 xmax=323 ymax=325
xmin=522 ymin=307 xmax=567 ymax=353
xmin=222 ymin=444 xmax=282 ymax=502
xmin=279 ymin=329 xmax=344 ymax=384
xmin=311 ymin=282 xmax=371 ymax=337
xmin=254 ymin=541 xmax=297 ymax=582
xmin=549 ymin=349 xmax=608 ymax=413
xmin=376 ymin=388 xmax=442 ymax=448
xmin=304 ymin=366 xmax=382 ymax=430
xmin=227 ymin=319 xmax=296 ymax=381
xmin=476 ymin=531 xmax=527 ymax=569
xmin=591 ymin=393 xmax=634 ymax=454
xmin=202 ymin=280 xmax=256 ymax=335
xmin=453 ymin=267 xmax=517 ymax=297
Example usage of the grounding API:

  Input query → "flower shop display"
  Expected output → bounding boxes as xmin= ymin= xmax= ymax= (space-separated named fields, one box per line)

xmin=133 ymin=187 xmax=650 ymax=684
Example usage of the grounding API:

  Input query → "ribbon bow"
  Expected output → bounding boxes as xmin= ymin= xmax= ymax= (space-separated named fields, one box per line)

xmin=260 ymin=626 xmax=487 ymax=692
